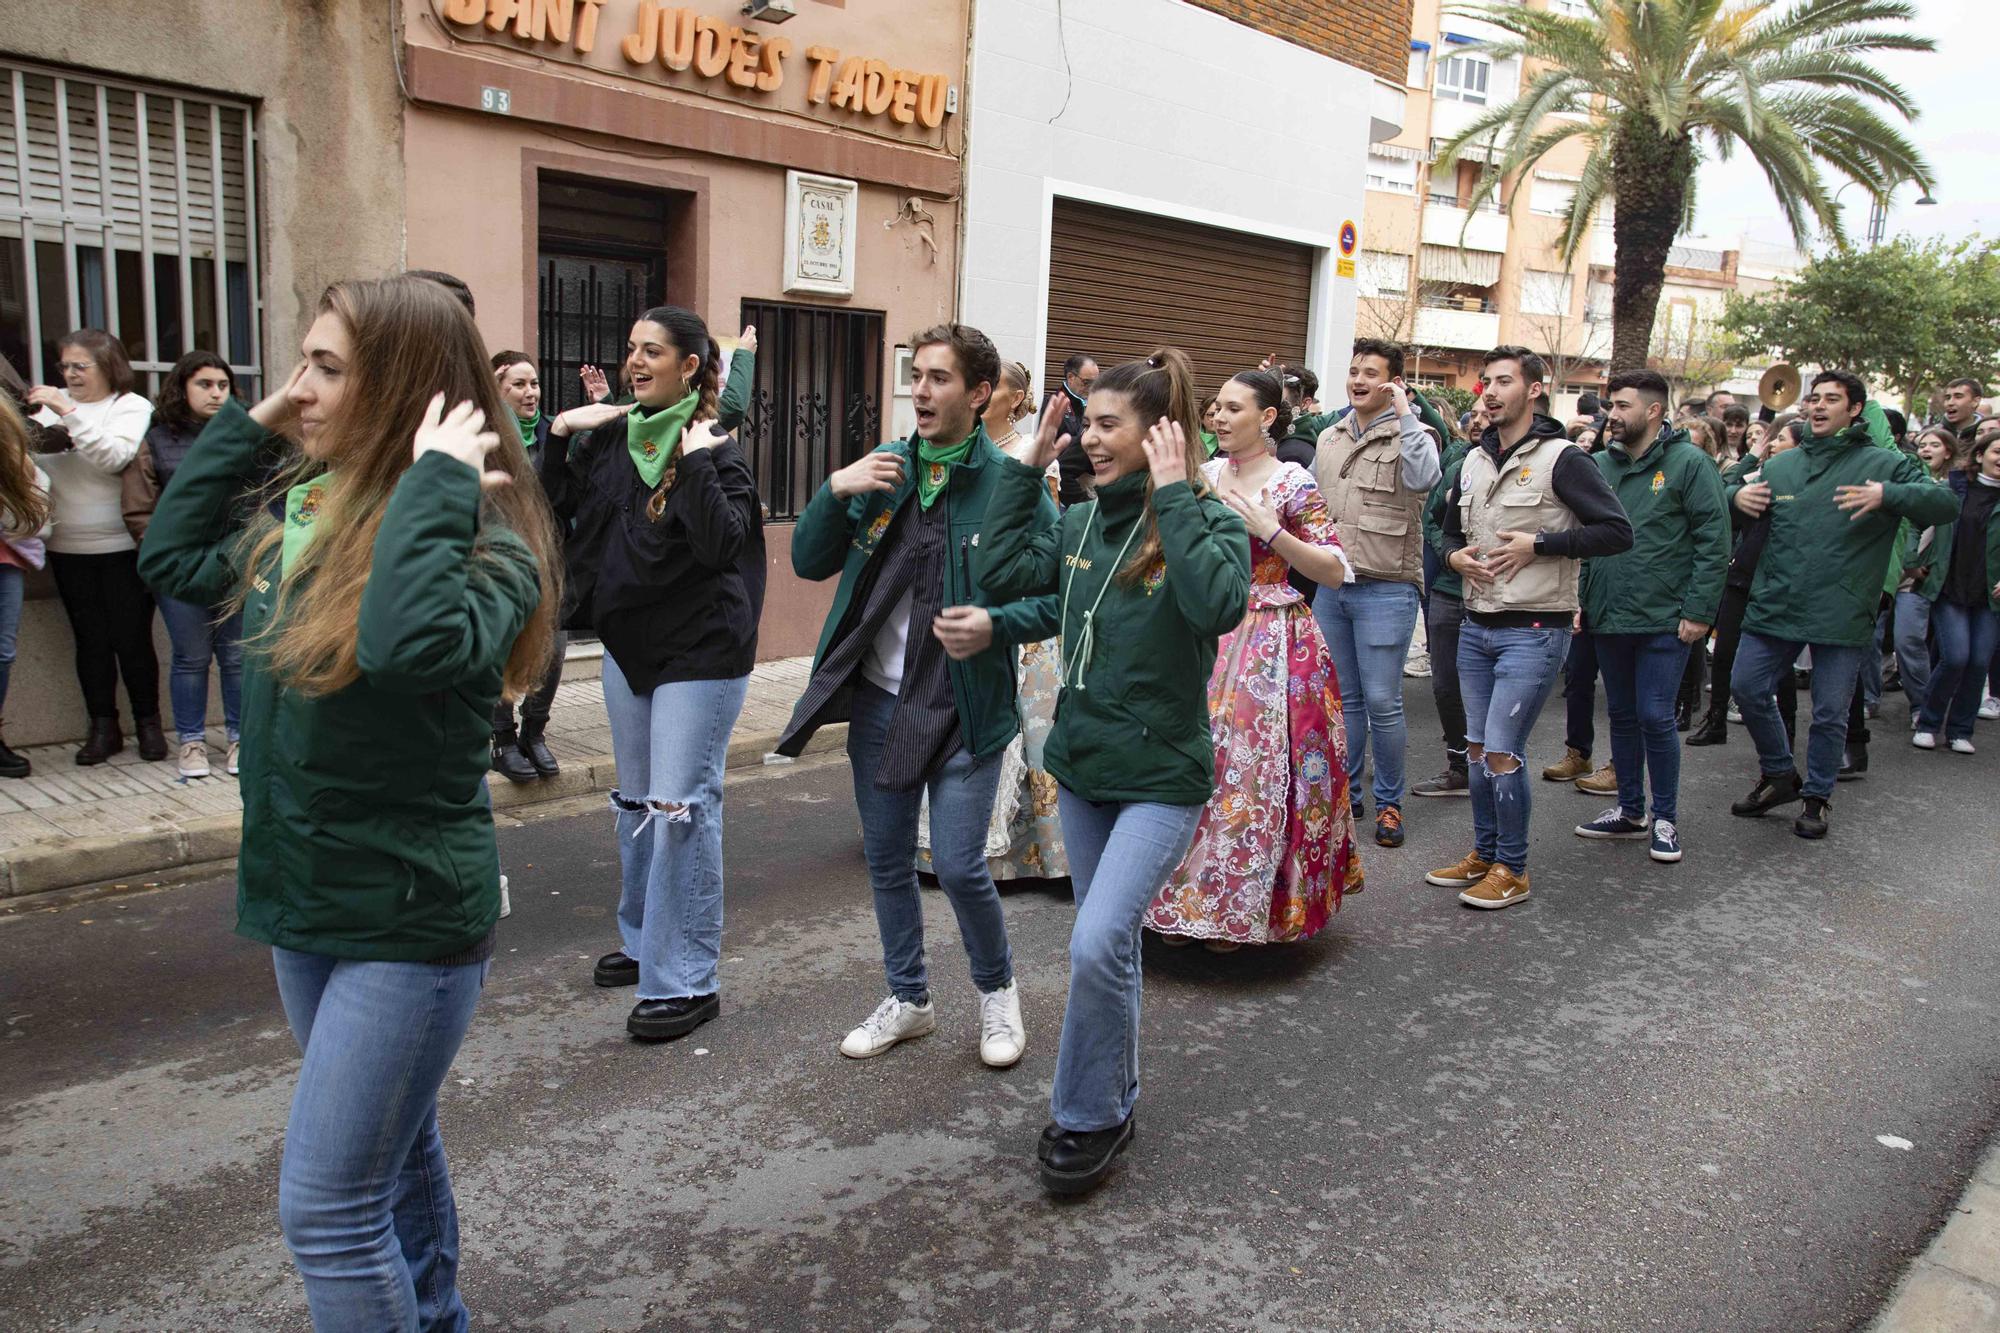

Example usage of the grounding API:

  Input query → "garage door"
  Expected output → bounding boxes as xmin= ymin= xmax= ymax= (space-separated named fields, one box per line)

xmin=1045 ymin=198 xmax=1315 ymax=401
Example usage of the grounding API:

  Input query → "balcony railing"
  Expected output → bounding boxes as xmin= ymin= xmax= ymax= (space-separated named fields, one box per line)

xmin=1420 ymin=293 xmax=1498 ymax=313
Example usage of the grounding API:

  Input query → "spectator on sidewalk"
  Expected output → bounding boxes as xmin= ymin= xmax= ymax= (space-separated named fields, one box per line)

xmin=542 ymin=306 xmax=765 ymax=1044
xmin=1727 ymin=370 xmax=1956 ymax=838
xmin=1049 ymin=352 xmax=1098 ymax=507
xmin=138 ymin=274 xmax=563 ymax=1331
xmin=486 ymin=350 xmax=566 ymax=785
xmin=1312 ymin=338 xmax=1442 ymax=849
xmin=123 ymin=351 xmax=246 ymax=780
xmin=0 ymin=396 xmax=52 ymax=778
xmin=27 ymin=329 xmax=162 ymax=766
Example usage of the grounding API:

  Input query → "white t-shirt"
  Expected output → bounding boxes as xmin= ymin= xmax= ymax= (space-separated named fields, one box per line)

xmin=860 ymin=587 xmax=914 ymax=695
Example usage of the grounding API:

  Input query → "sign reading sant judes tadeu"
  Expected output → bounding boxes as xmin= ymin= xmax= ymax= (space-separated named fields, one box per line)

xmin=439 ymin=0 xmax=953 ymax=130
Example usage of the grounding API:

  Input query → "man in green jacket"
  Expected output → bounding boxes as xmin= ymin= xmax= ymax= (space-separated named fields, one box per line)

xmin=1572 ymin=370 xmax=1729 ymax=864
xmin=776 ymin=323 xmax=1059 ymax=1069
xmin=1727 ymin=370 xmax=1959 ymax=839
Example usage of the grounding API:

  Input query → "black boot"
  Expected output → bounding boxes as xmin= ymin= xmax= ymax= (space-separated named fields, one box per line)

xmin=490 ymin=728 xmax=540 ymax=784
xmin=134 ymin=715 xmax=168 ymax=762
xmin=1675 ymin=698 xmax=1695 ymax=732
xmin=627 ymin=994 xmax=720 ymax=1042
xmin=1039 ymin=1115 xmax=1136 ymax=1196
xmin=0 ymin=723 xmax=28 ymax=779
xmin=1795 ymin=795 xmax=1830 ymax=839
xmin=1685 ymin=707 xmax=1728 ymax=747
xmin=1837 ymin=743 xmax=1868 ymax=782
xmin=519 ymin=718 xmax=560 ymax=778
xmin=75 ymin=716 xmax=123 ymax=766
xmin=1731 ymin=770 xmax=1802 ymax=817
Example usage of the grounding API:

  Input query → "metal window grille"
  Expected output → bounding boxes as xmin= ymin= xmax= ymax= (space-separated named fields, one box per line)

xmin=0 ymin=59 xmax=260 ymax=394
xmin=737 ymin=299 xmax=884 ymax=522
xmin=536 ymin=255 xmax=660 ymax=415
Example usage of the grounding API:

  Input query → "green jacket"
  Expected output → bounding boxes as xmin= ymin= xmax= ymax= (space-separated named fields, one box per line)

xmin=978 ymin=457 xmax=1251 ymax=806
xmin=1894 ymin=512 xmax=1953 ymax=602
xmin=1729 ymin=422 xmax=1959 ymax=647
xmin=1580 ymin=427 xmax=1731 ymax=634
xmin=137 ymin=400 xmax=541 ymax=961
xmin=1424 ymin=438 xmax=1472 ymax=600
xmin=718 ymin=347 xmax=754 ymax=431
xmin=783 ymin=426 xmax=1060 ymax=760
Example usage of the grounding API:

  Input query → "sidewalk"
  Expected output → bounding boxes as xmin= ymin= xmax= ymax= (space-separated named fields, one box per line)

xmin=1873 ymin=1140 xmax=2000 ymax=1332
xmin=0 ymin=655 xmax=825 ymax=899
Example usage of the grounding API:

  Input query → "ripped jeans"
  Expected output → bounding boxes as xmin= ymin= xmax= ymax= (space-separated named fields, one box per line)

xmin=1458 ymin=620 xmax=1570 ymax=875
xmin=600 ymin=655 xmax=749 ymax=1001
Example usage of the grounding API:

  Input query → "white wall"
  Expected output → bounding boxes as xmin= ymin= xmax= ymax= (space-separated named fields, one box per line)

xmin=961 ymin=0 xmax=1383 ymax=400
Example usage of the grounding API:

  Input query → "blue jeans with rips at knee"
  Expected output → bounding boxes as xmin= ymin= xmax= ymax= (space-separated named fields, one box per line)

xmin=1458 ymin=620 xmax=1569 ymax=874
xmin=601 ymin=654 xmax=748 ymax=1000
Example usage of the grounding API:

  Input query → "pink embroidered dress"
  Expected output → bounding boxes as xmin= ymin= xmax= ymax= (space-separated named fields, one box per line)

xmin=1148 ymin=459 xmax=1363 ymax=943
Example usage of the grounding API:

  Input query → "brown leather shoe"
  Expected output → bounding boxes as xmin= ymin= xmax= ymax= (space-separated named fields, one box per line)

xmin=1374 ymin=805 xmax=1404 ymax=847
xmin=1541 ymin=747 xmax=1591 ymax=782
xmin=1425 ymin=851 xmax=1494 ymax=887
xmin=1459 ymin=865 xmax=1531 ymax=910
xmin=1576 ymin=762 xmax=1619 ymax=795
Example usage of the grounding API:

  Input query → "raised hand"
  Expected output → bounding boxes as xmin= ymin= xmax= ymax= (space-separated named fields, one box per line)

xmin=681 ymin=419 xmax=728 ymax=454
xmin=579 ymin=365 xmax=611 ymax=404
xmin=553 ymin=401 xmax=627 ymax=438
xmin=413 ymin=393 xmax=509 ymax=491
xmin=829 ymin=450 xmax=906 ymax=499
xmin=26 ymin=385 xmax=77 ymax=416
xmin=738 ymin=325 xmax=759 ymax=354
xmin=1141 ymin=417 xmax=1189 ymax=489
xmin=1024 ymin=393 xmax=1073 ymax=471
xmin=250 ymin=361 xmax=307 ymax=433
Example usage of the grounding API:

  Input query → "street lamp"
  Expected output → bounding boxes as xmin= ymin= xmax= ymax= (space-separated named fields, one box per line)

xmin=1831 ymin=180 xmax=1936 ymax=248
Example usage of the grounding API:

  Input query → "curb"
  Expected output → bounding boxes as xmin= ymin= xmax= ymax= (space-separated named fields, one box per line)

xmin=0 ymin=724 xmax=844 ymax=900
xmin=1871 ymin=1142 xmax=2000 ymax=1332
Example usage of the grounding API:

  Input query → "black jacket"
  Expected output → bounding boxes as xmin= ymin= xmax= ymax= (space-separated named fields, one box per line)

xmin=543 ymin=418 xmax=766 ymax=690
xmin=1049 ymin=389 xmax=1092 ymax=506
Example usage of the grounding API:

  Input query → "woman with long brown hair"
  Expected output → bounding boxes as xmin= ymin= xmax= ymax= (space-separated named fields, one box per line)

xmin=0 ymin=396 xmax=52 ymax=777
xmin=139 ymin=275 xmax=560 ymax=1330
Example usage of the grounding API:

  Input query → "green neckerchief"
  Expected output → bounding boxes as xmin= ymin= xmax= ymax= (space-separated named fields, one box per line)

xmin=515 ymin=410 xmax=540 ymax=449
xmin=1200 ymin=430 xmax=1219 ymax=457
xmin=916 ymin=430 xmax=978 ymax=509
xmin=626 ymin=389 xmax=699 ymax=488
xmin=281 ymin=478 xmax=329 ymax=576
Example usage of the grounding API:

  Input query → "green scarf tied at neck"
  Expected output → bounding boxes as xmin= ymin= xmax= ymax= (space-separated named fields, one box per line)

xmin=626 ymin=389 xmax=700 ymax=488
xmin=916 ymin=431 xmax=978 ymax=509
xmin=515 ymin=410 xmax=540 ymax=450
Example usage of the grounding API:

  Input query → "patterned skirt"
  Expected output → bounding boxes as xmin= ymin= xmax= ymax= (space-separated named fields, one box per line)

xmin=1147 ymin=599 xmax=1361 ymax=943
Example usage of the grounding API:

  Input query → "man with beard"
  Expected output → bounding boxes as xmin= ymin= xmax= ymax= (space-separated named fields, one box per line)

xmin=1426 ymin=347 xmax=1632 ymax=910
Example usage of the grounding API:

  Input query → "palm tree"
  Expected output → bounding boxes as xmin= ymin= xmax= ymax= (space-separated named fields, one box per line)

xmin=1436 ymin=0 xmax=1935 ymax=372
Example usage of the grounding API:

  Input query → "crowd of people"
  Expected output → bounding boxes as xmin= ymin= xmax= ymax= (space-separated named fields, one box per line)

xmin=6 ymin=276 xmax=1995 ymax=1327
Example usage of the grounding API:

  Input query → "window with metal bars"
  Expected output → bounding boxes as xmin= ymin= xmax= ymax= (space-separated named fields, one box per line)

xmin=0 ymin=59 xmax=260 ymax=395
xmin=736 ymin=299 xmax=884 ymax=522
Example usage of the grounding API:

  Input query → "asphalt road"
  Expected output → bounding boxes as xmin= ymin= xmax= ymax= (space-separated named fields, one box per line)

xmin=3 ymin=683 xmax=1997 ymax=1332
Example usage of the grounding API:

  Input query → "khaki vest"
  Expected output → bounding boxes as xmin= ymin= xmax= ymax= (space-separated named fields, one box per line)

xmin=1314 ymin=410 xmax=1428 ymax=584
xmin=1458 ymin=433 xmax=1582 ymax=615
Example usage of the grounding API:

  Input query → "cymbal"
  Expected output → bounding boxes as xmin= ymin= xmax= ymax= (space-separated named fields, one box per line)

xmin=1759 ymin=363 xmax=1801 ymax=412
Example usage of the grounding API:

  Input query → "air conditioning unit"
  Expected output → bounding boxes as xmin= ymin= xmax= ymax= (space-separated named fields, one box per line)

xmin=742 ymin=0 xmax=796 ymax=20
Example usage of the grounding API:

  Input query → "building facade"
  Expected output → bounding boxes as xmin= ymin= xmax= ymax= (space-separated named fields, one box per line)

xmin=959 ymin=0 xmax=1412 ymax=405
xmin=4 ymin=0 xmax=973 ymax=743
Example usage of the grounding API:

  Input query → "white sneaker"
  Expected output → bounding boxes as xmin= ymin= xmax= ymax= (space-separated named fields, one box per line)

xmin=177 ymin=740 xmax=210 ymax=778
xmin=978 ymin=980 xmax=1026 ymax=1068
xmin=1727 ymin=702 xmax=1743 ymax=724
xmin=1950 ymin=737 xmax=1976 ymax=755
xmin=498 ymin=873 xmax=511 ymax=919
xmin=1912 ymin=731 xmax=1937 ymax=750
xmin=1981 ymin=694 xmax=2000 ymax=721
xmin=839 ymin=995 xmax=935 ymax=1059
xmin=226 ymin=741 xmax=240 ymax=776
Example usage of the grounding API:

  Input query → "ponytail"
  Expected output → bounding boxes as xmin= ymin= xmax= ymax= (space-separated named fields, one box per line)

xmin=1093 ymin=346 xmax=1213 ymax=585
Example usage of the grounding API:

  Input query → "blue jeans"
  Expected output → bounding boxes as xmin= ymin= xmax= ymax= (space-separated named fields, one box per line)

xmin=1892 ymin=591 xmax=1933 ymax=712
xmin=157 ymin=594 xmax=244 ymax=742
xmin=1731 ymin=632 xmax=1863 ymax=798
xmin=1596 ymin=632 xmax=1692 ymax=824
xmin=1859 ymin=611 xmax=1886 ymax=710
xmin=272 ymin=947 xmax=489 ymax=1333
xmin=601 ymin=655 xmax=748 ymax=1000
xmin=1050 ymin=790 xmax=1202 ymax=1132
xmin=1314 ymin=577 xmax=1420 ymax=807
xmin=1458 ymin=621 xmax=1569 ymax=874
xmin=1920 ymin=602 xmax=2000 ymax=741
xmin=0 ymin=565 xmax=22 ymax=715
xmin=846 ymin=681 xmax=1012 ymax=1004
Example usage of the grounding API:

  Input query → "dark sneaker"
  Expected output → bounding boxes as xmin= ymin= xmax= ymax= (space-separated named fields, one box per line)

xmin=1649 ymin=819 xmax=1683 ymax=863
xmin=1349 ymin=790 xmax=1364 ymax=819
xmin=1575 ymin=807 xmax=1651 ymax=839
xmin=1794 ymin=796 xmax=1830 ymax=840
xmin=1374 ymin=805 xmax=1405 ymax=847
xmin=1731 ymin=771 xmax=1802 ymax=817
xmin=628 ymin=993 xmax=720 ymax=1042
xmin=1411 ymin=767 xmax=1470 ymax=798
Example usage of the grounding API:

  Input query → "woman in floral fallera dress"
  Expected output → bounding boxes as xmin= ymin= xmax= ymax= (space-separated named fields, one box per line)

xmin=1149 ymin=368 xmax=1363 ymax=948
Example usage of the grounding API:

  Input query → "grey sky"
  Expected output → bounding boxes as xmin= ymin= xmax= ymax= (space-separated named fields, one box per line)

xmin=1691 ymin=0 xmax=1995 ymax=253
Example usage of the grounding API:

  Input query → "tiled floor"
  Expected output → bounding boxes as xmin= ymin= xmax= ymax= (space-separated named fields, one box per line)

xmin=0 ymin=655 xmax=812 ymax=858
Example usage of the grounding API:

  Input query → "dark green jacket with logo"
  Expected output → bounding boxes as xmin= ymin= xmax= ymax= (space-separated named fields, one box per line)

xmin=138 ymin=400 xmax=542 ymax=961
xmin=1728 ymin=422 xmax=1959 ymax=647
xmin=1580 ymin=427 xmax=1731 ymax=634
xmin=782 ymin=426 xmax=1060 ymax=760
xmin=978 ymin=457 xmax=1251 ymax=806
xmin=1424 ymin=438 xmax=1473 ymax=600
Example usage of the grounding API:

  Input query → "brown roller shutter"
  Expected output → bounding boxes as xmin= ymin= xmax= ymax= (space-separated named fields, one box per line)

xmin=1045 ymin=198 xmax=1315 ymax=399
